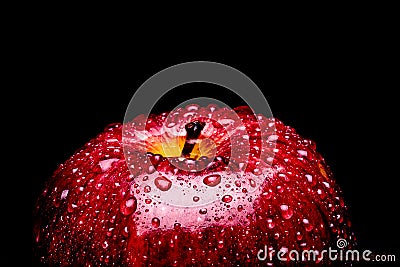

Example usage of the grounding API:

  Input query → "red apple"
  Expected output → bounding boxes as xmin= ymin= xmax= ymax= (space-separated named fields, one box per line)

xmin=33 ymin=105 xmax=355 ymax=266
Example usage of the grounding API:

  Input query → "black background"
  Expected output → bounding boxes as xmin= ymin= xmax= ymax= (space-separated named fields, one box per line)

xmin=28 ymin=32 xmax=398 ymax=265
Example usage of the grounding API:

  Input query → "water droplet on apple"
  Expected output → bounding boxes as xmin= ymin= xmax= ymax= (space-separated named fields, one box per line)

xmin=126 ymin=174 xmax=134 ymax=182
xmin=99 ymin=158 xmax=119 ymax=172
xmin=280 ymin=204 xmax=293 ymax=219
xmin=276 ymin=185 xmax=284 ymax=193
xmin=296 ymin=231 xmax=303 ymax=240
xmin=144 ymin=185 xmax=151 ymax=193
xmin=203 ymin=174 xmax=221 ymax=187
xmin=297 ymin=149 xmax=308 ymax=157
xmin=267 ymin=218 xmax=275 ymax=229
xmin=148 ymin=165 xmax=156 ymax=174
xmin=199 ymin=208 xmax=207 ymax=214
xmin=67 ymin=203 xmax=78 ymax=213
xmin=120 ymin=197 xmax=137 ymax=216
xmin=122 ymin=226 xmax=129 ymax=238
xmin=151 ymin=217 xmax=160 ymax=228
xmin=253 ymin=168 xmax=262 ymax=175
xmin=193 ymin=196 xmax=200 ymax=202
xmin=235 ymin=180 xmax=241 ymax=187
xmin=237 ymin=205 xmax=243 ymax=212
xmin=305 ymin=174 xmax=313 ymax=183
xmin=154 ymin=176 xmax=172 ymax=191
xmin=278 ymin=173 xmax=290 ymax=182
xmin=222 ymin=195 xmax=233 ymax=203
xmin=106 ymin=228 xmax=114 ymax=237
xmin=303 ymin=218 xmax=313 ymax=231
xmin=262 ymin=190 xmax=272 ymax=200
xmin=249 ymin=179 xmax=256 ymax=187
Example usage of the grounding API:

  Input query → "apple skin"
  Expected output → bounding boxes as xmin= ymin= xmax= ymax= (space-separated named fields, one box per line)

xmin=33 ymin=105 xmax=355 ymax=266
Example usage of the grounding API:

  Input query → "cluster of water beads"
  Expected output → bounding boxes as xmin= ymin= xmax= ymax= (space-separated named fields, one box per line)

xmin=34 ymin=106 xmax=355 ymax=266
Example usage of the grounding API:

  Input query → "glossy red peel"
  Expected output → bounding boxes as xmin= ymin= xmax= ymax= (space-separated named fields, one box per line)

xmin=33 ymin=106 xmax=355 ymax=266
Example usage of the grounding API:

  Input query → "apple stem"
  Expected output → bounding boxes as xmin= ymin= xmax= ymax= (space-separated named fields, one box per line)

xmin=181 ymin=120 xmax=205 ymax=158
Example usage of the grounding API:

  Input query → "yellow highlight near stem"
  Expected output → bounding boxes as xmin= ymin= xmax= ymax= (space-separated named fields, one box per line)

xmin=146 ymin=136 xmax=185 ymax=157
xmin=146 ymin=136 xmax=216 ymax=159
xmin=318 ymin=162 xmax=328 ymax=179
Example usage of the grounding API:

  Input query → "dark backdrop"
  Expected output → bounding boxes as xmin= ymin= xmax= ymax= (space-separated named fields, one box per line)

xmin=29 ymin=45 xmax=397 ymax=264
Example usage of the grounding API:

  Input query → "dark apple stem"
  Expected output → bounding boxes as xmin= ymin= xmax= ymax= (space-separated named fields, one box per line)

xmin=181 ymin=120 xmax=205 ymax=158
